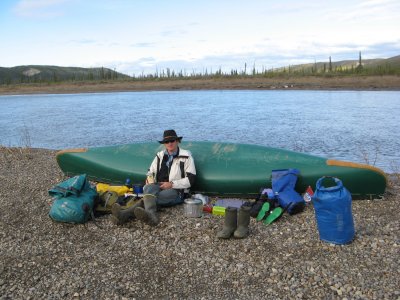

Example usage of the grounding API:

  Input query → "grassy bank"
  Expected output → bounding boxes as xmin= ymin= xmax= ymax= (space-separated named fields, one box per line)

xmin=0 ymin=75 xmax=399 ymax=95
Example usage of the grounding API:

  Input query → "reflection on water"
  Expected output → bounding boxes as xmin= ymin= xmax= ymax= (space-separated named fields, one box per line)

xmin=0 ymin=90 xmax=399 ymax=172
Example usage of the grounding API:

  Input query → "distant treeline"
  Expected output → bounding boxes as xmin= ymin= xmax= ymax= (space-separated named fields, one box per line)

xmin=0 ymin=66 xmax=126 ymax=85
xmin=132 ymin=61 xmax=400 ymax=80
xmin=1 ymin=53 xmax=399 ymax=85
xmin=133 ymin=53 xmax=400 ymax=79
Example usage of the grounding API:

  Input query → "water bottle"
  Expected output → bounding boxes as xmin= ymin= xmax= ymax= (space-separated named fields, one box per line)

xmin=125 ymin=178 xmax=132 ymax=188
xmin=124 ymin=178 xmax=133 ymax=193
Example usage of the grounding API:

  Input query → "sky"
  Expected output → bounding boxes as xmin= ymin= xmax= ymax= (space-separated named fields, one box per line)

xmin=0 ymin=0 xmax=399 ymax=76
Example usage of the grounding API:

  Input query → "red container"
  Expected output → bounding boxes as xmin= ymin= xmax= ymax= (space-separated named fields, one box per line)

xmin=203 ymin=205 xmax=213 ymax=213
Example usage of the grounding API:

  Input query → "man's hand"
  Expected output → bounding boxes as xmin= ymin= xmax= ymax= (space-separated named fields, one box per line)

xmin=159 ymin=182 xmax=173 ymax=190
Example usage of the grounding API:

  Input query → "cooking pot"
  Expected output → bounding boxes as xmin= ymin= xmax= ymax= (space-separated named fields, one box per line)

xmin=183 ymin=198 xmax=203 ymax=218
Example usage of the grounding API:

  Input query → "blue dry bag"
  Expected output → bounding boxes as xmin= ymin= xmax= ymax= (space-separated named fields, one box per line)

xmin=271 ymin=169 xmax=305 ymax=215
xmin=312 ymin=177 xmax=355 ymax=245
xmin=49 ymin=174 xmax=97 ymax=224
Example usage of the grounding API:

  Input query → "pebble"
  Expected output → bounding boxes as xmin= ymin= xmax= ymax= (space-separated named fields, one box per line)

xmin=0 ymin=147 xmax=399 ymax=299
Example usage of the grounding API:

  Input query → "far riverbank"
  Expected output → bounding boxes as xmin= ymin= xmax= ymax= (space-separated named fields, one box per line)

xmin=1 ymin=75 xmax=399 ymax=95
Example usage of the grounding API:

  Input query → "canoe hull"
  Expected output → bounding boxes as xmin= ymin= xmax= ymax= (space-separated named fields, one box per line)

xmin=56 ymin=142 xmax=387 ymax=199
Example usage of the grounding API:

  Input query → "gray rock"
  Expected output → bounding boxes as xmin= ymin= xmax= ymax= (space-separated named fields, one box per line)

xmin=0 ymin=147 xmax=399 ymax=299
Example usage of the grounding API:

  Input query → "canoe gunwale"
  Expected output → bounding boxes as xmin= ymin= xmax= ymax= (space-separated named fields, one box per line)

xmin=327 ymin=159 xmax=387 ymax=180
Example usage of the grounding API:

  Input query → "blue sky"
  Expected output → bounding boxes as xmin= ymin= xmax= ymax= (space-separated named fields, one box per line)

xmin=0 ymin=0 xmax=399 ymax=75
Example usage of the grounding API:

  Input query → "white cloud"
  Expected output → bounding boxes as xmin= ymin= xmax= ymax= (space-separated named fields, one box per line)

xmin=2 ymin=1 xmax=399 ymax=73
xmin=102 ymin=38 xmax=400 ymax=76
xmin=328 ymin=0 xmax=400 ymax=22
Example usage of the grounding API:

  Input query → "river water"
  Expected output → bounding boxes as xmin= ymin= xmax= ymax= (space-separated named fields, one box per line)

xmin=0 ymin=90 xmax=399 ymax=172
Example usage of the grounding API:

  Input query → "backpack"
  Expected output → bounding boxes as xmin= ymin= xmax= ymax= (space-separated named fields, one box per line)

xmin=48 ymin=174 xmax=97 ymax=224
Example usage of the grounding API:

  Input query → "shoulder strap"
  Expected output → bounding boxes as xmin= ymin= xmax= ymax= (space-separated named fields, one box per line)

xmin=180 ymin=161 xmax=185 ymax=179
xmin=156 ymin=155 xmax=161 ymax=175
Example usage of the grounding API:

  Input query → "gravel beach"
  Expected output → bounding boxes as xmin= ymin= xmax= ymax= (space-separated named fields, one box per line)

xmin=0 ymin=147 xmax=399 ymax=299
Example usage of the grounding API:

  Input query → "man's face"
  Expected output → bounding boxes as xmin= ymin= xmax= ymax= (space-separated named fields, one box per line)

xmin=164 ymin=139 xmax=178 ymax=153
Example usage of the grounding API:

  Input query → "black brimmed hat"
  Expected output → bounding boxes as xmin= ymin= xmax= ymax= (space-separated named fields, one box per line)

xmin=158 ymin=129 xmax=183 ymax=144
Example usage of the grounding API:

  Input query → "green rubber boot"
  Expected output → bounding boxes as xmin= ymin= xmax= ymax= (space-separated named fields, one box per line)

xmin=134 ymin=194 xmax=159 ymax=226
xmin=234 ymin=206 xmax=251 ymax=239
xmin=111 ymin=199 xmax=143 ymax=225
xmin=217 ymin=207 xmax=238 ymax=239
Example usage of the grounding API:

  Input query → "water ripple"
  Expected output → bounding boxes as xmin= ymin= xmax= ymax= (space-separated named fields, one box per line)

xmin=0 ymin=90 xmax=399 ymax=172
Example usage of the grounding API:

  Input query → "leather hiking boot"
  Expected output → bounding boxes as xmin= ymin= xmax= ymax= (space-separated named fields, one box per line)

xmin=234 ymin=206 xmax=251 ymax=239
xmin=134 ymin=194 xmax=159 ymax=226
xmin=111 ymin=199 xmax=143 ymax=225
xmin=217 ymin=207 xmax=238 ymax=239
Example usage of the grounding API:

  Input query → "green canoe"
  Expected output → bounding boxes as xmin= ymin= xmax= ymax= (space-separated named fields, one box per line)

xmin=56 ymin=141 xmax=387 ymax=199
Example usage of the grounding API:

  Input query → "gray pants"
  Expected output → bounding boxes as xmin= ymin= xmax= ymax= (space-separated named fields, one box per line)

xmin=143 ymin=184 xmax=183 ymax=207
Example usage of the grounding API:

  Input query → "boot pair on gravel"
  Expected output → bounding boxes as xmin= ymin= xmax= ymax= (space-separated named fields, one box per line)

xmin=111 ymin=194 xmax=159 ymax=226
xmin=217 ymin=206 xmax=250 ymax=239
